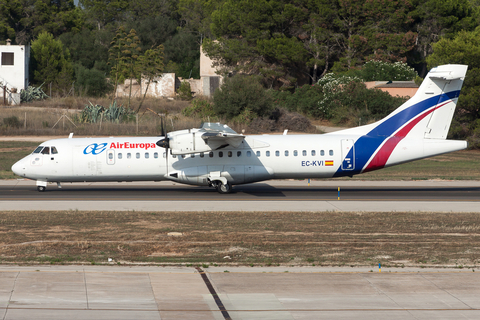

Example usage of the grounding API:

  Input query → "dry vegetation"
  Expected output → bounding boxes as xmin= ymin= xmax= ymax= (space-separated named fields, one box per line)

xmin=0 ymin=97 xmax=195 ymax=136
xmin=0 ymin=210 xmax=478 ymax=268
xmin=0 ymin=97 xmax=318 ymax=136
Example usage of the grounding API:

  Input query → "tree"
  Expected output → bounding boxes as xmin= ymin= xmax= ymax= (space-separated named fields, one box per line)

xmin=108 ymin=27 xmax=142 ymax=108
xmin=79 ymin=0 xmax=129 ymax=30
xmin=31 ymin=31 xmax=73 ymax=95
xmin=426 ymin=28 xmax=480 ymax=147
xmin=409 ymin=0 xmax=476 ymax=76
xmin=136 ymin=45 xmax=165 ymax=112
xmin=204 ymin=0 xmax=308 ymax=88
xmin=0 ymin=0 xmax=83 ymax=45
xmin=60 ymin=29 xmax=110 ymax=71
xmin=213 ymin=75 xmax=273 ymax=120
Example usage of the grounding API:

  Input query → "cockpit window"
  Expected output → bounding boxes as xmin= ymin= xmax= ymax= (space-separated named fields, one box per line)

xmin=41 ymin=147 xmax=50 ymax=155
xmin=33 ymin=146 xmax=43 ymax=153
xmin=51 ymin=146 xmax=58 ymax=154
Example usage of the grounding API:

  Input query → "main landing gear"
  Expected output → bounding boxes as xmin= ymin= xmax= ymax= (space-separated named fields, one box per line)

xmin=208 ymin=178 xmax=233 ymax=194
xmin=37 ymin=186 xmax=46 ymax=192
xmin=216 ymin=181 xmax=232 ymax=194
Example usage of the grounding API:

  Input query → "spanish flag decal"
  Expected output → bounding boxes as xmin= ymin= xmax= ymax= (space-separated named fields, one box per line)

xmin=325 ymin=160 xmax=334 ymax=166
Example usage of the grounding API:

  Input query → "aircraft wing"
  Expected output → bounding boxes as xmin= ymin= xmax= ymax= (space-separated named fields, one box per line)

xmin=201 ymin=132 xmax=245 ymax=149
xmin=162 ymin=123 xmax=245 ymax=155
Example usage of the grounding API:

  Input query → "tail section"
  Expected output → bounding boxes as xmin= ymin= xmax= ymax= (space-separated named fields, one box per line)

xmin=334 ymin=64 xmax=468 ymax=177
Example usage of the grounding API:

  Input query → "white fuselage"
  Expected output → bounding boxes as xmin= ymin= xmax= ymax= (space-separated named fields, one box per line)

xmin=12 ymin=132 xmax=465 ymax=187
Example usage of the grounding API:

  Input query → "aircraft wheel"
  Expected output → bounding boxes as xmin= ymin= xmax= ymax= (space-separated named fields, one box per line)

xmin=37 ymin=186 xmax=46 ymax=192
xmin=216 ymin=182 xmax=232 ymax=194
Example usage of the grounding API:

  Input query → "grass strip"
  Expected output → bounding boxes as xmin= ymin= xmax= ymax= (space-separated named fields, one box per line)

xmin=0 ymin=210 xmax=478 ymax=268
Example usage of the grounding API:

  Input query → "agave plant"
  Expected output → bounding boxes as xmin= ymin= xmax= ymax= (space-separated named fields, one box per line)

xmin=77 ymin=101 xmax=135 ymax=123
xmin=20 ymin=83 xmax=49 ymax=102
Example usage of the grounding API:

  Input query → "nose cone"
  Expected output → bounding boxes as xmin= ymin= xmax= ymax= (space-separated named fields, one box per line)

xmin=11 ymin=160 xmax=25 ymax=177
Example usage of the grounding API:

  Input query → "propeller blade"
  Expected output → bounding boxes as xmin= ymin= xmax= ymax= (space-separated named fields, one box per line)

xmin=160 ymin=116 xmax=166 ymax=137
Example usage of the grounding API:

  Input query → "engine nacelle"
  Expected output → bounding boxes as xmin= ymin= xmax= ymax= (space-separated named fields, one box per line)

xmin=169 ymin=132 xmax=213 ymax=155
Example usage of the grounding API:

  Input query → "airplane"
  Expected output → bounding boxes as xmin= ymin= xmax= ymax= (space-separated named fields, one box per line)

xmin=11 ymin=64 xmax=468 ymax=193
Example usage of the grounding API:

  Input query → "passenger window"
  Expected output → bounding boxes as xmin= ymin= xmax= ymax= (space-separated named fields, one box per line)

xmin=200 ymin=153 xmax=204 ymax=158
xmin=127 ymin=153 xmax=132 ymax=159
xmin=154 ymin=152 xmax=158 ymax=159
xmin=108 ymin=153 xmax=113 ymax=160
xmin=163 ymin=152 xmax=166 ymax=158
xmin=266 ymin=151 xmax=270 ymax=157
xmin=237 ymin=151 xmax=242 ymax=157
xmin=145 ymin=152 xmax=149 ymax=159
xmin=311 ymin=150 xmax=316 ymax=156
xmin=209 ymin=152 xmax=214 ymax=158
xmin=228 ymin=151 xmax=232 ymax=157
xmin=320 ymin=150 xmax=325 ymax=156
xmin=302 ymin=150 xmax=307 ymax=156
xmin=294 ymin=150 xmax=298 ymax=156
xmin=33 ymin=146 xmax=43 ymax=153
xmin=41 ymin=147 xmax=50 ymax=155
xmin=275 ymin=150 xmax=280 ymax=157
xmin=118 ymin=153 xmax=123 ymax=159
xmin=285 ymin=150 xmax=289 ymax=156
xmin=219 ymin=151 xmax=223 ymax=158
xmin=51 ymin=147 xmax=58 ymax=154
xmin=247 ymin=151 xmax=252 ymax=157
xmin=136 ymin=152 xmax=140 ymax=159
xmin=256 ymin=151 xmax=260 ymax=157
xmin=329 ymin=150 xmax=334 ymax=156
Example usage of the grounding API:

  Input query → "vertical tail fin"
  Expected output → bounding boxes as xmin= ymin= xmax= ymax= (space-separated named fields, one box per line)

xmin=333 ymin=64 xmax=468 ymax=177
xmin=368 ymin=64 xmax=467 ymax=141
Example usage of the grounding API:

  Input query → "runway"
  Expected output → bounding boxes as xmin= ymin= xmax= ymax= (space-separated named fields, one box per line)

xmin=1 ymin=179 xmax=480 ymax=212
xmin=0 ymin=265 xmax=478 ymax=320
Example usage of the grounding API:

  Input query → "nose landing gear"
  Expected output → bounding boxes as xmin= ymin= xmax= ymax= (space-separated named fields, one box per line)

xmin=36 ymin=180 xmax=47 ymax=192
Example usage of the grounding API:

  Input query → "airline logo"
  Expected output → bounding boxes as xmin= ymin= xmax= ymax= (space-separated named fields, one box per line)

xmin=83 ymin=142 xmax=156 ymax=155
xmin=108 ymin=142 xmax=156 ymax=150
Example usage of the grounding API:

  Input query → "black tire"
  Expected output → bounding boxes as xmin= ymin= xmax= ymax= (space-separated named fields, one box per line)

xmin=37 ymin=186 xmax=46 ymax=192
xmin=216 ymin=182 xmax=232 ymax=194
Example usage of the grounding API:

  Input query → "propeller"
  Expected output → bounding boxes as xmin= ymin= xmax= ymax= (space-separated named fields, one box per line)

xmin=156 ymin=116 xmax=170 ymax=176
xmin=156 ymin=116 xmax=170 ymax=149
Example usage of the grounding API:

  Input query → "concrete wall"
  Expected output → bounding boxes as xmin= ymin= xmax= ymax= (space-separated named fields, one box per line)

xmin=116 ymin=73 xmax=176 ymax=98
xmin=0 ymin=43 xmax=29 ymax=91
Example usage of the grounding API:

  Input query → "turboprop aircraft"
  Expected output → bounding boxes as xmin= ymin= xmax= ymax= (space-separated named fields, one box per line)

xmin=12 ymin=64 xmax=468 ymax=193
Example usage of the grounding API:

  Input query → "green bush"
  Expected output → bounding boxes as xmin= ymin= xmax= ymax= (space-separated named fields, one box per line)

xmin=75 ymin=65 xmax=112 ymax=97
xmin=177 ymin=81 xmax=193 ymax=101
xmin=3 ymin=116 xmax=20 ymax=128
xmin=182 ymin=98 xmax=216 ymax=120
xmin=213 ymin=75 xmax=273 ymax=120
xmin=354 ymin=60 xmax=418 ymax=81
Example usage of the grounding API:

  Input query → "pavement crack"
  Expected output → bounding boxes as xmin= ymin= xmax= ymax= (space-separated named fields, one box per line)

xmin=360 ymin=273 xmax=420 ymax=320
xmin=3 ymin=271 xmax=19 ymax=320
xmin=83 ymin=268 xmax=89 ymax=310
xmin=420 ymin=274 xmax=474 ymax=309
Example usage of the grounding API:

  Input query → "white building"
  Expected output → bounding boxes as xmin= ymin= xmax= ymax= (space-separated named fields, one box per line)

xmin=0 ymin=39 xmax=30 ymax=104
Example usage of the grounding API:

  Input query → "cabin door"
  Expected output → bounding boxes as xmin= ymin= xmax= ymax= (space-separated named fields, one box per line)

xmin=341 ymin=139 xmax=355 ymax=170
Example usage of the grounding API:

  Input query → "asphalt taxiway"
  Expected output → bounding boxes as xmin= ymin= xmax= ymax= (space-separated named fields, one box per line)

xmin=0 ymin=265 xmax=478 ymax=320
xmin=1 ymin=179 xmax=480 ymax=212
